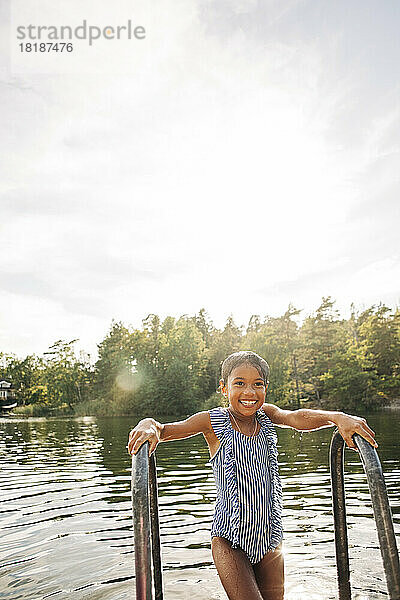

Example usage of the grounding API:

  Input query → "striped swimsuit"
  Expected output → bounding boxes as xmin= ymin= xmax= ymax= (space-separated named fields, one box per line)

xmin=209 ymin=407 xmax=283 ymax=564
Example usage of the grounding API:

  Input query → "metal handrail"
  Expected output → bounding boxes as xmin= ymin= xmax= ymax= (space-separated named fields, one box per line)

xmin=131 ymin=442 xmax=164 ymax=600
xmin=330 ymin=430 xmax=400 ymax=600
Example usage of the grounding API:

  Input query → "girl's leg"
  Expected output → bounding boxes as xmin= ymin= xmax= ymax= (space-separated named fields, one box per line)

xmin=253 ymin=543 xmax=284 ymax=600
xmin=212 ymin=537 xmax=264 ymax=600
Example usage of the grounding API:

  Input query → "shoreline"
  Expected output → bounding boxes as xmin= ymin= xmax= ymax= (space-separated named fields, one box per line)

xmin=3 ymin=404 xmax=400 ymax=419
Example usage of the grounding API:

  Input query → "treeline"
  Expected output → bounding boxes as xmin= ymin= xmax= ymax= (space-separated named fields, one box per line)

xmin=2 ymin=298 xmax=399 ymax=417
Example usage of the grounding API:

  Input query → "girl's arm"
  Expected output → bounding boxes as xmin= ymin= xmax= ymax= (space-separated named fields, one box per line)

xmin=127 ymin=411 xmax=211 ymax=456
xmin=262 ymin=404 xmax=377 ymax=450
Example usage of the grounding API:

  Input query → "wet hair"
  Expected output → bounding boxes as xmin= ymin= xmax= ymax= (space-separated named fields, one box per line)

xmin=220 ymin=351 xmax=270 ymax=386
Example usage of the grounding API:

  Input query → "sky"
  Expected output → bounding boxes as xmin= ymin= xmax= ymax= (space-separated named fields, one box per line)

xmin=1 ymin=0 xmax=399 ymax=360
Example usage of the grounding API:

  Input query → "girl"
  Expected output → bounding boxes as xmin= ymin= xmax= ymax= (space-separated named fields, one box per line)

xmin=127 ymin=351 xmax=377 ymax=600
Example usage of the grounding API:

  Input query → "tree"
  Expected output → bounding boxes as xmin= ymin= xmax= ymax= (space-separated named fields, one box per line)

xmin=192 ymin=308 xmax=215 ymax=347
xmin=4 ymin=301 xmax=399 ymax=417
xmin=94 ymin=321 xmax=135 ymax=402
xmin=357 ymin=305 xmax=400 ymax=399
xmin=242 ymin=309 xmax=299 ymax=407
xmin=141 ymin=316 xmax=206 ymax=415
xmin=297 ymin=297 xmax=345 ymax=403
xmin=42 ymin=339 xmax=92 ymax=411
xmin=204 ymin=316 xmax=243 ymax=396
xmin=0 ymin=353 xmax=43 ymax=406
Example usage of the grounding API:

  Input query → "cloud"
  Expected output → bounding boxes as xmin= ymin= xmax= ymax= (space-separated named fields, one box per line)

xmin=0 ymin=0 xmax=399 ymax=356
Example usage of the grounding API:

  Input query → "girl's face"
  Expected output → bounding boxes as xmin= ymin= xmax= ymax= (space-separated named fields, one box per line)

xmin=220 ymin=363 xmax=267 ymax=418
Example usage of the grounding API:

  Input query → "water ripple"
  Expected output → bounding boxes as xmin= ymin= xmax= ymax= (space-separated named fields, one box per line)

xmin=0 ymin=414 xmax=399 ymax=599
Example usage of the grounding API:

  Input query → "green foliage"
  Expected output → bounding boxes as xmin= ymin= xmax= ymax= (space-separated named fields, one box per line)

xmin=242 ymin=305 xmax=301 ymax=408
xmin=43 ymin=340 xmax=92 ymax=410
xmin=13 ymin=403 xmax=50 ymax=417
xmin=319 ymin=344 xmax=378 ymax=410
xmin=1 ymin=340 xmax=92 ymax=415
xmin=94 ymin=321 xmax=135 ymax=399
xmin=202 ymin=392 xmax=225 ymax=411
xmin=133 ymin=315 xmax=206 ymax=416
xmin=296 ymin=297 xmax=346 ymax=403
xmin=2 ymin=299 xmax=399 ymax=416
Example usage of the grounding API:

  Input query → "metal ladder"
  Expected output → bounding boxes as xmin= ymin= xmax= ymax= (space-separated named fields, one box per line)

xmin=131 ymin=442 xmax=163 ymax=600
xmin=131 ymin=433 xmax=400 ymax=599
xmin=330 ymin=430 xmax=400 ymax=599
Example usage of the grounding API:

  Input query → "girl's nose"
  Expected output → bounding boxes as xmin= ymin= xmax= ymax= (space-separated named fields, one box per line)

xmin=243 ymin=384 xmax=256 ymax=394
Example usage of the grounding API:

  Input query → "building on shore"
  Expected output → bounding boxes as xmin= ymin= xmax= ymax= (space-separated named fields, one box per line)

xmin=0 ymin=380 xmax=17 ymax=410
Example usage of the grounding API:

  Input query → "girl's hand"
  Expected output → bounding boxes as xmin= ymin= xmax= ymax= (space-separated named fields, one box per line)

xmin=335 ymin=413 xmax=378 ymax=451
xmin=127 ymin=418 xmax=162 ymax=457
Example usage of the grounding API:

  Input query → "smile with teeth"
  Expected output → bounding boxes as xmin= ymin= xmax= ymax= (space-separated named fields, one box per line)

xmin=240 ymin=400 xmax=258 ymax=406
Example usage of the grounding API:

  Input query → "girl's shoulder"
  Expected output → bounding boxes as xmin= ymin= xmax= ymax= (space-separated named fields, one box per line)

xmin=259 ymin=403 xmax=283 ymax=425
xmin=208 ymin=406 xmax=229 ymax=440
xmin=257 ymin=407 xmax=278 ymax=446
xmin=209 ymin=405 xmax=227 ymax=414
xmin=208 ymin=406 xmax=228 ymax=421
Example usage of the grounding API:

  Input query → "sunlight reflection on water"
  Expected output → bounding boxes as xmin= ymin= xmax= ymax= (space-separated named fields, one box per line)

xmin=0 ymin=412 xmax=399 ymax=599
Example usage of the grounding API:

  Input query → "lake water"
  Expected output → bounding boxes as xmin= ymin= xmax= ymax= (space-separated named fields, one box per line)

xmin=0 ymin=412 xmax=399 ymax=599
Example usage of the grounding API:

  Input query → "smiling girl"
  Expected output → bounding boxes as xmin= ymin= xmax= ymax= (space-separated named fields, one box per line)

xmin=127 ymin=350 xmax=377 ymax=600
